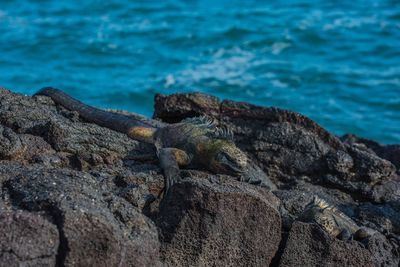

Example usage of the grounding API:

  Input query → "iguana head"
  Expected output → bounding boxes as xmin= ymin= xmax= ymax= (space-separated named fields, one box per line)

xmin=203 ymin=139 xmax=276 ymax=190
xmin=209 ymin=140 xmax=247 ymax=173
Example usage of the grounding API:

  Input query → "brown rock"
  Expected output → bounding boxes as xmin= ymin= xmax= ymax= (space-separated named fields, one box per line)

xmin=0 ymin=210 xmax=59 ymax=267
xmin=154 ymin=93 xmax=397 ymax=201
xmin=1 ymin=88 xmax=399 ymax=266
xmin=279 ymin=221 xmax=374 ymax=267
xmin=2 ymin=162 xmax=162 ymax=267
xmin=154 ymin=92 xmax=220 ymax=123
xmin=157 ymin=175 xmax=281 ymax=267
xmin=342 ymin=134 xmax=400 ymax=171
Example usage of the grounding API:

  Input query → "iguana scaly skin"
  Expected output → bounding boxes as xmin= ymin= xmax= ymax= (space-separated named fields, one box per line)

xmin=35 ymin=87 xmax=276 ymax=195
xmin=299 ymin=196 xmax=371 ymax=240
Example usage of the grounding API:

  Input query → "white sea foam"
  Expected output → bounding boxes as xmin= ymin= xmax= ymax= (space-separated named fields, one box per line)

xmin=175 ymin=47 xmax=257 ymax=86
xmin=271 ymin=42 xmax=291 ymax=55
xmin=298 ymin=10 xmax=322 ymax=30
xmin=271 ymin=80 xmax=288 ymax=88
xmin=164 ymin=74 xmax=175 ymax=88
xmin=365 ymin=78 xmax=400 ymax=86
xmin=332 ymin=66 xmax=400 ymax=78
xmin=323 ymin=16 xmax=378 ymax=31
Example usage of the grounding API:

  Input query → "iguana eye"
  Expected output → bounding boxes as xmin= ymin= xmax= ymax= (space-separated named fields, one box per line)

xmin=216 ymin=152 xmax=242 ymax=173
xmin=216 ymin=152 xmax=226 ymax=162
xmin=216 ymin=152 xmax=231 ymax=164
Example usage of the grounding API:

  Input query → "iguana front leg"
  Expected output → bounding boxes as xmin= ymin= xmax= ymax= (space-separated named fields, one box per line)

xmin=158 ymin=148 xmax=191 ymax=195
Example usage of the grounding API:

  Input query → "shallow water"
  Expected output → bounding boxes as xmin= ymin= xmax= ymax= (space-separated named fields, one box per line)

xmin=1 ymin=0 xmax=399 ymax=143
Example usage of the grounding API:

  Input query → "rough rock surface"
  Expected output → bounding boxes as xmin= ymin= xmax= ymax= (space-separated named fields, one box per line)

xmin=279 ymin=221 xmax=375 ymax=267
xmin=0 ymin=210 xmax=59 ymax=266
xmin=155 ymin=93 xmax=397 ymax=203
xmin=342 ymin=134 xmax=400 ymax=172
xmin=0 ymin=88 xmax=399 ymax=266
xmin=155 ymin=92 xmax=400 ymax=266
xmin=157 ymin=174 xmax=281 ymax=267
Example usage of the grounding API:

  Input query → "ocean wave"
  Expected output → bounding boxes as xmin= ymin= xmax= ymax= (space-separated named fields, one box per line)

xmin=1 ymin=0 xmax=399 ymax=143
xmin=173 ymin=47 xmax=256 ymax=87
xmin=323 ymin=16 xmax=380 ymax=31
xmin=271 ymin=42 xmax=291 ymax=55
xmin=221 ymin=26 xmax=255 ymax=39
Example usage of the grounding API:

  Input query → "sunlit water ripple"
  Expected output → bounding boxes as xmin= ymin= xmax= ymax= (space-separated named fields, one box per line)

xmin=1 ymin=0 xmax=399 ymax=143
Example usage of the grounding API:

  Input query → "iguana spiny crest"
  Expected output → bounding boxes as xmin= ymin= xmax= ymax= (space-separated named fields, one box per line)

xmin=181 ymin=116 xmax=234 ymax=140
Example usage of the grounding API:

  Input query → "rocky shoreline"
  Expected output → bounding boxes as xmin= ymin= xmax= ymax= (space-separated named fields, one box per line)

xmin=0 ymin=88 xmax=399 ymax=266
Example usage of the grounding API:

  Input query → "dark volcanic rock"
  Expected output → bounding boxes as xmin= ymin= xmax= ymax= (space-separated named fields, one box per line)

xmin=154 ymin=93 xmax=397 ymax=203
xmin=0 ymin=88 xmax=399 ymax=266
xmin=362 ymin=232 xmax=400 ymax=267
xmin=356 ymin=202 xmax=400 ymax=235
xmin=154 ymin=92 xmax=220 ymax=123
xmin=0 ymin=125 xmax=23 ymax=159
xmin=157 ymin=174 xmax=281 ymax=267
xmin=1 ymin=162 xmax=162 ymax=267
xmin=0 ymin=210 xmax=59 ymax=267
xmin=279 ymin=221 xmax=374 ymax=267
xmin=155 ymin=92 xmax=400 ymax=266
xmin=0 ymin=88 xmax=153 ymax=166
xmin=342 ymin=134 xmax=400 ymax=171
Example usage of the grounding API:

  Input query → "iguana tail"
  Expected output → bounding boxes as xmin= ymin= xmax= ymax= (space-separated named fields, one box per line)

xmin=35 ymin=87 xmax=157 ymax=143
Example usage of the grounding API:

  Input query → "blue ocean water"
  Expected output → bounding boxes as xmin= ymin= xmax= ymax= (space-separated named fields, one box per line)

xmin=1 ymin=0 xmax=399 ymax=143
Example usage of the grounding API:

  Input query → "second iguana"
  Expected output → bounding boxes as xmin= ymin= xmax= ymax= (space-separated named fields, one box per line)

xmin=299 ymin=196 xmax=373 ymax=240
xmin=35 ymin=87 xmax=276 ymax=195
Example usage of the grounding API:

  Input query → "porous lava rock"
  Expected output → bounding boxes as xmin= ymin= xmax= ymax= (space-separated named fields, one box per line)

xmin=0 ymin=88 xmax=398 ymax=266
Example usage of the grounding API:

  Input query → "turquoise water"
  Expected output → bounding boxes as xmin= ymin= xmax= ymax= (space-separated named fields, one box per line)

xmin=1 ymin=1 xmax=399 ymax=143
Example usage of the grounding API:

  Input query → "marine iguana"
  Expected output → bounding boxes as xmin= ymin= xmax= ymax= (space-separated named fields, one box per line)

xmin=35 ymin=87 xmax=276 ymax=195
xmin=299 ymin=196 xmax=372 ymax=240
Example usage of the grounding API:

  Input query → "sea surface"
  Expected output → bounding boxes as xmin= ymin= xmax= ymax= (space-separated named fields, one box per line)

xmin=1 ymin=0 xmax=399 ymax=143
